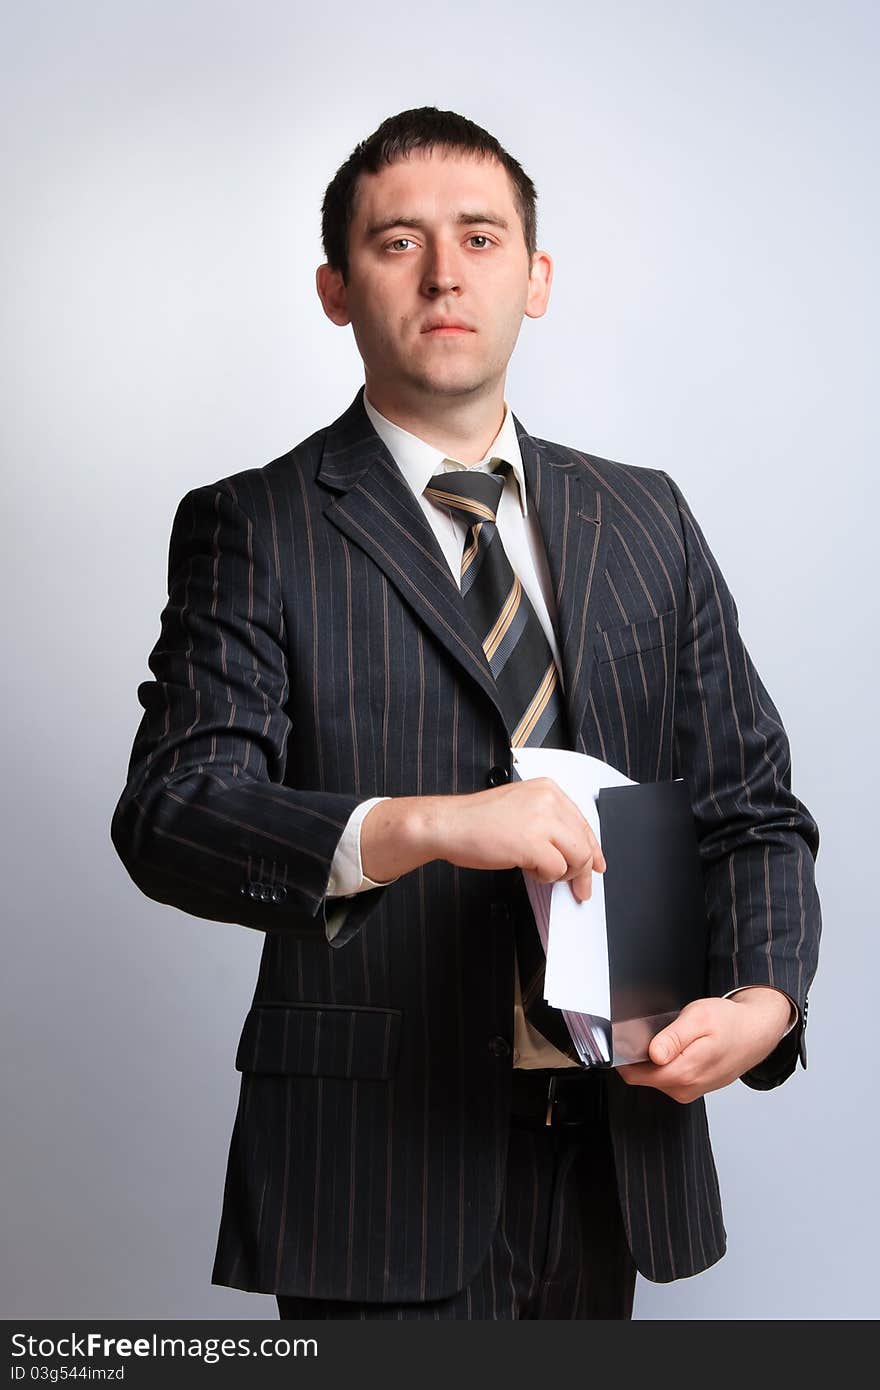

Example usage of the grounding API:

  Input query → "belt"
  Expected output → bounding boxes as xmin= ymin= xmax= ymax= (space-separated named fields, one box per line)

xmin=509 ymin=1067 xmax=604 ymax=1129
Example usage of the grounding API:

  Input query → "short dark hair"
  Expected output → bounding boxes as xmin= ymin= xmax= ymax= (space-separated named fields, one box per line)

xmin=321 ymin=106 xmax=538 ymax=281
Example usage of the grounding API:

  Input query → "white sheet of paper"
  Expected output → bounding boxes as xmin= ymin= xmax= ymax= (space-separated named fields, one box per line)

xmin=510 ymin=747 xmax=636 ymax=1016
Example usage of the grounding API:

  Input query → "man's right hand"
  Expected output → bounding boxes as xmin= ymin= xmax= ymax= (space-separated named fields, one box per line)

xmin=360 ymin=778 xmax=605 ymax=903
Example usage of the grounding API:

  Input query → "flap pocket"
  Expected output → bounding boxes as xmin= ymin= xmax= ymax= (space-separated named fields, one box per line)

xmin=235 ymin=1002 xmax=402 ymax=1080
xmin=594 ymin=609 xmax=676 ymax=664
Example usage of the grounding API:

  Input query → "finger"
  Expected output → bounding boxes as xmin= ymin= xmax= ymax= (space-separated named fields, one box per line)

xmin=618 ymin=1037 xmax=719 ymax=1094
xmin=570 ymin=845 xmax=607 ymax=902
xmin=544 ymin=785 xmax=607 ymax=873
xmin=542 ymin=830 xmax=592 ymax=898
xmin=526 ymin=845 xmax=570 ymax=885
xmin=552 ymin=831 xmax=605 ymax=898
xmin=617 ymin=1060 xmax=684 ymax=1091
xmin=643 ymin=1039 xmax=729 ymax=1102
xmin=564 ymin=816 xmax=606 ymax=875
xmin=649 ymin=1002 xmax=714 ymax=1065
xmin=586 ymin=824 xmax=606 ymax=873
xmin=614 ymin=1056 xmax=670 ymax=1089
xmin=570 ymin=874 xmax=590 ymax=904
xmin=568 ymin=856 xmax=595 ymax=903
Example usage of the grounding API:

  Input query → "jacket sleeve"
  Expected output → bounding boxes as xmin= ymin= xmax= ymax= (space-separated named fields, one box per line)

xmin=110 ymin=482 xmax=387 ymax=942
xmin=661 ymin=472 xmax=822 ymax=1089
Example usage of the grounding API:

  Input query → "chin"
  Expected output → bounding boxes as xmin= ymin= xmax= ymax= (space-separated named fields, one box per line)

xmin=414 ymin=368 xmax=492 ymax=397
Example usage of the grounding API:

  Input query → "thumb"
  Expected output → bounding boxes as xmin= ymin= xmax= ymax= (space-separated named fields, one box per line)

xmin=649 ymin=1009 xmax=702 ymax=1065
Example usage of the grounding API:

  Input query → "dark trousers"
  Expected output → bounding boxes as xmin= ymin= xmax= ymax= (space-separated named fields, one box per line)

xmin=277 ymin=1070 xmax=637 ymax=1321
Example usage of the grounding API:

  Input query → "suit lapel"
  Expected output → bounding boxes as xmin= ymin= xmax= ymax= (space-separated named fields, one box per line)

xmin=318 ymin=391 xmax=509 ymax=729
xmin=515 ymin=421 xmax=611 ymax=752
xmin=318 ymin=389 xmax=611 ymax=751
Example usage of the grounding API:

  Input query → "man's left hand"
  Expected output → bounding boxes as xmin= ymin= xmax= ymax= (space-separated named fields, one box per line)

xmin=615 ymin=987 xmax=794 ymax=1104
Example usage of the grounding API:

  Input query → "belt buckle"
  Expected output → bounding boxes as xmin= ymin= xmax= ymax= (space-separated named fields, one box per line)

xmin=545 ymin=1075 xmax=558 ymax=1127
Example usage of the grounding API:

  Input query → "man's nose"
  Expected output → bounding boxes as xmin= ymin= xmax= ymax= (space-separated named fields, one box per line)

xmin=420 ymin=243 xmax=462 ymax=296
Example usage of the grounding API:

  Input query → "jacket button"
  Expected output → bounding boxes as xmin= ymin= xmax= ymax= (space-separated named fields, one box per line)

xmin=488 ymin=1036 xmax=511 ymax=1058
xmin=247 ymin=884 xmax=260 ymax=900
xmin=487 ymin=765 xmax=510 ymax=787
xmin=272 ymin=886 xmax=287 ymax=904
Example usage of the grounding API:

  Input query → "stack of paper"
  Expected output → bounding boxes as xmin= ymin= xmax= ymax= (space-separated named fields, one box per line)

xmin=510 ymin=748 xmax=709 ymax=1066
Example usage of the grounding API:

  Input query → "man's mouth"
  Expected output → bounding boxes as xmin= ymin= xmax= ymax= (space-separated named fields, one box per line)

xmin=422 ymin=320 xmax=475 ymax=335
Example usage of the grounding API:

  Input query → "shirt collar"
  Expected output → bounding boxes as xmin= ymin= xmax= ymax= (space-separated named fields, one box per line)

xmin=363 ymin=392 xmax=529 ymax=517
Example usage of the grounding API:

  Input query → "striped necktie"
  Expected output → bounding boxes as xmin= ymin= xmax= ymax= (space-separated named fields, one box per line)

xmin=424 ymin=459 xmax=580 ymax=1061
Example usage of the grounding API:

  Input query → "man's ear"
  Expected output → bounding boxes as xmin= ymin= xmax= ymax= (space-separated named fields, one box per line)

xmin=524 ymin=250 xmax=553 ymax=321
xmin=316 ymin=263 xmax=351 ymax=326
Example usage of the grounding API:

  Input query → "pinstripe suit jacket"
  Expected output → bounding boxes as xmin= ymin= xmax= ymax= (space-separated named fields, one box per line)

xmin=111 ymin=386 xmax=821 ymax=1297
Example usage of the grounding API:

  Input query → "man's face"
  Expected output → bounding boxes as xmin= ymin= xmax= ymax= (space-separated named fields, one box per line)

xmin=317 ymin=148 xmax=552 ymax=407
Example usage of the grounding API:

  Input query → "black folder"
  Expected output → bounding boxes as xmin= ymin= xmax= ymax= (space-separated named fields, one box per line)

xmin=594 ymin=779 xmax=709 ymax=1064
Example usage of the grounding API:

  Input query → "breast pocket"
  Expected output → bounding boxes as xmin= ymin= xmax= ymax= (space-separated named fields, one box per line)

xmin=588 ymin=610 xmax=678 ymax=780
xmin=595 ymin=610 xmax=677 ymax=666
xmin=235 ymin=1002 xmax=403 ymax=1080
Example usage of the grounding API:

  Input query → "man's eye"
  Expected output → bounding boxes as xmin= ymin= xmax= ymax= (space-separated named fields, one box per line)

xmin=469 ymin=235 xmax=491 ymax=248
xmin=388 ymin=238 xmax=415 ymax=251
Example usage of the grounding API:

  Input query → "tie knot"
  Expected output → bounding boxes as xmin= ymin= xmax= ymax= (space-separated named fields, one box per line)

xmin=424 ymin=461 xmax=508 ymax=527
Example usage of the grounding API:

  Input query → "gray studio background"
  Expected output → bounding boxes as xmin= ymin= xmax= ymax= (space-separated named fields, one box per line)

xmin=2 ymin=0 xmax=876 ymax=1320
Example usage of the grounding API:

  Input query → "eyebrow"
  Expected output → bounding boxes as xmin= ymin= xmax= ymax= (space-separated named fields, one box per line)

xmin=365 ymin=211 xmax=511 ymax=239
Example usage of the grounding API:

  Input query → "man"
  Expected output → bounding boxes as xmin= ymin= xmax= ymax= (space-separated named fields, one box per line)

xmin=111 ymin=107 xmax=821 ymax=1320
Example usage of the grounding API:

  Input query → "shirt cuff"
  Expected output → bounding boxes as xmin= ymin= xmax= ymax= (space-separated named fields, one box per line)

xmin=723 ymin=986 xmax=798 ymax=1037
xmin=326 ymin=796 xmax=399 ymax=898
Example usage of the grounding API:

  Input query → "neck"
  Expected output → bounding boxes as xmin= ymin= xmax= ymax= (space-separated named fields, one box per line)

xmin=363 ymin=377 xmax=507 ymax=465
